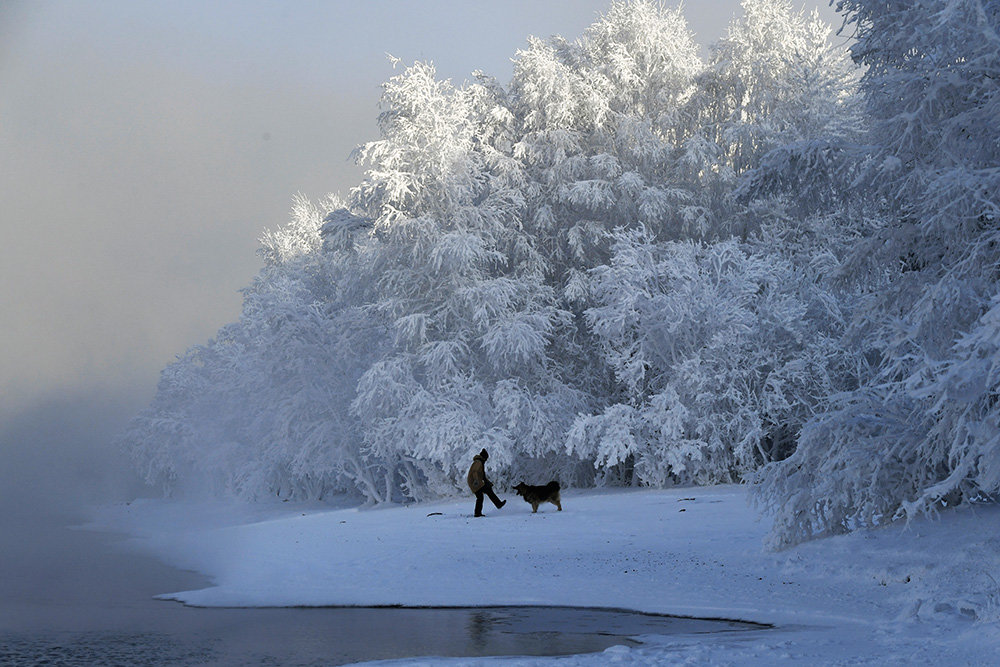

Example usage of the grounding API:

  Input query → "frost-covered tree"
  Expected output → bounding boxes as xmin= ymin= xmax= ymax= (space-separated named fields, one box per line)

xmin=700 ymin=0 xmax=859 ymax=169
xmin=756 ymin=0 xmax=1000 ymax=547
xmin=681 ymin=0 xmax=862 ymax=238
xmin=568 ymin=230 xmax=849 ymax=486
xmin=346 ymin=59 xmax=599 ymax=498
xmin=564 ymin=0 xmax=862 ymax=490
xmin=124 ymin=0 xmax=865 ymax=506
xmin=506 ymin=0 xmax=704 ymax=285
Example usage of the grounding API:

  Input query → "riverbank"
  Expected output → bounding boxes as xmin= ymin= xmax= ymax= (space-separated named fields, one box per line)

xmin=89 ymin=485 xmax=1000 ymax=664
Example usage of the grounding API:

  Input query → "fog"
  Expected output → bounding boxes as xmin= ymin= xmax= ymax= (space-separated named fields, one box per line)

xmin=0 ymin=0 xmax=842 ymax=632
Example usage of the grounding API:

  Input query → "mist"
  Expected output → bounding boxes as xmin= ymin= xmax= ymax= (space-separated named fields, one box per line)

xmin=0 ymin=389 xmax=140 ymax=519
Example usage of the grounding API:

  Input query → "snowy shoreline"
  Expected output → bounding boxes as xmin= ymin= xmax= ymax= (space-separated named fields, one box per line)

xmin=89 ymin=485 xmax=1000 ymax=664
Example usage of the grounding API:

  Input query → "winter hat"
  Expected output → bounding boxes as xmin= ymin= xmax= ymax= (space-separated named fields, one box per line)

xmin=479 ymin=448 xmax=489 ymax=460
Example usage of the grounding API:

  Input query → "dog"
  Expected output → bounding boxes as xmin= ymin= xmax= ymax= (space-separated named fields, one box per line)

xmin=513 ymin=481 xmax=562 ymax=513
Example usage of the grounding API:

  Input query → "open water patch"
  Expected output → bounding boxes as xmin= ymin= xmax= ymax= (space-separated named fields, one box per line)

xmin=1 ymin=604 xmax=768 ymax=666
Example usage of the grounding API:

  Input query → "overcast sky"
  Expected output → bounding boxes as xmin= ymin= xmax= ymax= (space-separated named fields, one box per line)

xmin=0 ymin=0 xmax=844 ymax=504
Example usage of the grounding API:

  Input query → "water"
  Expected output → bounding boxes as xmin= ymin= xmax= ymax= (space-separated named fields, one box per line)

xmin=0 ymin=517 xmax=764 ymax=666
xmin=1 ymin=607 xmax=763 ymax=666
xmin=0 ymin=606 xmax=762 ymax=666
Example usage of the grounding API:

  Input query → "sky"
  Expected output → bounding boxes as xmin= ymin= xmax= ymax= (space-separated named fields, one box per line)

xmin=0 ymin=0 xmax=845 ymax=508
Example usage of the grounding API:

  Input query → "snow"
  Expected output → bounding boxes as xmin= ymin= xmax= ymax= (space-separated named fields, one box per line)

xmin=88 ymin=485 xmax=1000 ymax=664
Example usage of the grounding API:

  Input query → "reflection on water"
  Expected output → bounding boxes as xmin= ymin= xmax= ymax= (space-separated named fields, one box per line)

xmin=468 ymin=610 xmax=492 ymax=651
xmin=0 ymin=520 xmax=766 ymax=666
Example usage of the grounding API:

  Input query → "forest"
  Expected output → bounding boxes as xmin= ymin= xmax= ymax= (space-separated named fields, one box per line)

xmin=122 ymin=0 xmax=1000 ymax=547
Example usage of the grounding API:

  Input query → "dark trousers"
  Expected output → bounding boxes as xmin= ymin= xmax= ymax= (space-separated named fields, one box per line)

xmin=474 ymin=481 xmax=503 ymax=516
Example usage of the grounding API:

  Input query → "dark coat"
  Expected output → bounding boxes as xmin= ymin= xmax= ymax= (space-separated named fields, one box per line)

xmin=467 ymin=454 xmax=487 ymax=493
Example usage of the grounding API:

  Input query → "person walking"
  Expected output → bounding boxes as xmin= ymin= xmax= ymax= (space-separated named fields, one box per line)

xmin=467 ymin=448 xmax=505 ymax=517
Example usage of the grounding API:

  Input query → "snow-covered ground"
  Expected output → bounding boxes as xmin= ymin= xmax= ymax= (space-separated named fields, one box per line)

xmin=88 ymin=485 xmax=1000 ymax=664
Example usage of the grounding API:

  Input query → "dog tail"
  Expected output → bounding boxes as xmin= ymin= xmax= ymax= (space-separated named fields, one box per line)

xmin=548 ymin=480 xmax=560 ymax=491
